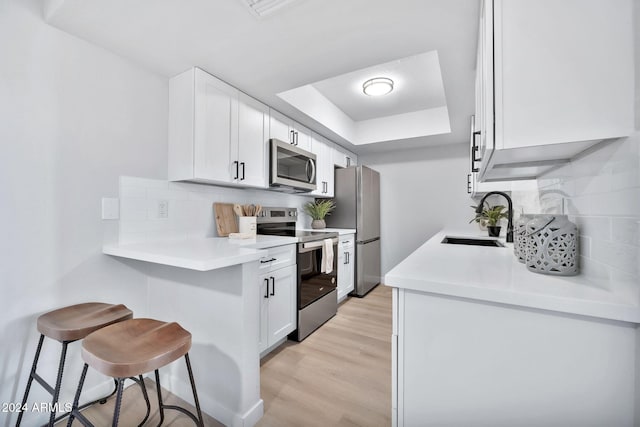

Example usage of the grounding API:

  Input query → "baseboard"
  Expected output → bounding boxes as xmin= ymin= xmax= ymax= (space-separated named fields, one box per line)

xmin=159 ymin=371 xmax=264 ymax=427
xmin=237 ymin=398 xmax=264 ymax=427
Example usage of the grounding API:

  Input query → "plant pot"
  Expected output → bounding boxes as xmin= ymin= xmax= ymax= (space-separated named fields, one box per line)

xmin=487 ymin=226 xmax=501 ymax=237
xmin=311 ymin=219 xmax=326 ymax=229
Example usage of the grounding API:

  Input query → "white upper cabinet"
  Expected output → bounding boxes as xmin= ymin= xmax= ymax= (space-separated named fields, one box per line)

xmin=477 ymin=0 xmax=634 ymax=182
xmin=237 ymin=93 xmax=268 ymax=187
xmin=310 ymin=133 xmax=335 ymax=198
xmin=333 ymin=145 xmax=357 ymax=168
xmin=269 ymin=109 xmax=312 ymax=151
xmin=169 ymin=68 xmax=268 ymax=188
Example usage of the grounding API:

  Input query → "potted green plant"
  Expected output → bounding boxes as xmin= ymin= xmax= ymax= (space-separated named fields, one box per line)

xmin=470 ymin=203 xmax=508 ymax=237
xmin=303 ymin=199 xmax=336 ymax=229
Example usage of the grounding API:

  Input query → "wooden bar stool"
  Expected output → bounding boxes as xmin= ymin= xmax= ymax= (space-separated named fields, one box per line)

xmin=67 ymin=318 xmax=204 ymax=427
xmin=17 ymin=302 xmax=137 ymax=427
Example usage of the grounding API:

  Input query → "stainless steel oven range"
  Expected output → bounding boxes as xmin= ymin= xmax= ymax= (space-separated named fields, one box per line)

xmin=257 ymin=207 xmax=339 ymax=341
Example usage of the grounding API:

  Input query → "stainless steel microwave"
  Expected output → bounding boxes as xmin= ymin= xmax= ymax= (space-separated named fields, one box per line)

xmin=270 ymin=138 xmax=317 ymax=192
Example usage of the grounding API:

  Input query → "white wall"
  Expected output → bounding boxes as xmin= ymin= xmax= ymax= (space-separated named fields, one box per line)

xmin=359 ymin=143 xmax=472 ymax=275
xmin=116 ymin=176 xmax=314 ymax=245
xmin=0 ymin=0 xmax=167 ymax=423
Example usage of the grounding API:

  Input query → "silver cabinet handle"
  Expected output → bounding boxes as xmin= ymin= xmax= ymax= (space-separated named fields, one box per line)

xmin=290 ymin=129 xmax=295 ymax=144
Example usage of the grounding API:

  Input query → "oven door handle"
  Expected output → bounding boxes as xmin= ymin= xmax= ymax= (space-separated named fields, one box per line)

xmin=299 ymin=238 xmax=339 ymax=253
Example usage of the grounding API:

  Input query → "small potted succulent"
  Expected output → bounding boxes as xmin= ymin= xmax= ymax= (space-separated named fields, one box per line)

xmin=303 ymin=199 xmax=336 ymax=229
xmin=470 ymin=203 xmax=508 ymax=237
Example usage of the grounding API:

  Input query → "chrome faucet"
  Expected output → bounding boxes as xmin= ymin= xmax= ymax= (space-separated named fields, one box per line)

xmin=475 ymin=191 xmax=514 ymax=243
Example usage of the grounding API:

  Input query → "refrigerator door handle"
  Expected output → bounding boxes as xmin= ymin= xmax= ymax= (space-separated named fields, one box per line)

xmin=356 ymin=237 xmax=380 ymax=245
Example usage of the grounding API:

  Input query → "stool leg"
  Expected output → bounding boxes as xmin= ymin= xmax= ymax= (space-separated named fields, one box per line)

xmin=184 ymin=353 xmax=204 ymax=427
xmin=48 ymin=341 xmax=69 ymax=426
xmin=154 ymin=370 xmax=165 ymax=427
xmin=134 ymin=375 xmax=151 ymax=427
xmin=112 ymin=378 xmax=125 ymax=427
xmin=16 ymin=334 xmax=45 ymax=426
xmin=67 ymin=363 xmax=89 ymax=427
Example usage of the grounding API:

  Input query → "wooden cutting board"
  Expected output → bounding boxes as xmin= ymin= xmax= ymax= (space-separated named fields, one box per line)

xmin=213 ymin=203 xmax=238 ymax=237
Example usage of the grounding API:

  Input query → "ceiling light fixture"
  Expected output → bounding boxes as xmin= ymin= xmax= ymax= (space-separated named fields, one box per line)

xmin=362 ymin=77 xmax=394 ymax=96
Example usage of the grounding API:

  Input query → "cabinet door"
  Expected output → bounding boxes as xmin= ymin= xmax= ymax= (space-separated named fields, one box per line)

xmin=496 ymin=0 xmax=633 ymax=150
xmin=269 ymin=109 xmax=294 ymax=144
xmin=259 ymin=274 xmax=269 ymax=353
xmin=337 ymin=247 xmax=348 ymax=300
xmin=267 ymin=265 xmax=297 ymax=347
xmin=310 ymin=134 xmax=334 ymax=197
xmin=337 ymin=235 xmax=355 ymax=301
xmin=293 ymin=122 xmax=312 ymax=151
xmin=478 ymin=0 xmax=494 ymax=171
xmin=238 ymin=93 xmax=268 ymax=188
xmin=334 ymin=145 xmax=357 ymax=168
xmin=345 ymin=244 xmax=355 ymax=294
xmin=323 ymin=144 xmax=335 ymax=197
xmin=194 ymin=68 xmax=237 ymax=183
xmin=333 ymin=145 xmax=349 ymax=168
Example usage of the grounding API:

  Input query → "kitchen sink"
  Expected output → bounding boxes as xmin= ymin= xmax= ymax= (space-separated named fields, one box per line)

xmin=441 ymin=236 xmax=505 ymax=247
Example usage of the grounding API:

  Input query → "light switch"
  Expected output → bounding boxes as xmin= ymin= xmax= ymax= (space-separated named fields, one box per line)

xmin=101 ymin=198 xmax=119 ymax=220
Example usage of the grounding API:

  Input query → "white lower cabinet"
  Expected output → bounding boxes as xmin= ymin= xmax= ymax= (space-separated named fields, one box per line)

xmin=337 ymin=234 xmax=355 ymax=302
xmin=392 ymin=287 xmax=635 ymax=426
xmin=258 ymin=247 xmax=296 ymax=355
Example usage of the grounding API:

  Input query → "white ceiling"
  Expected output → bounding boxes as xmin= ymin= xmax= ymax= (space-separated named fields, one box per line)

xmin=311 ymin=51 xmax=447 ymax=122
xmin=44 ymin=0 xmax=480 ymax=154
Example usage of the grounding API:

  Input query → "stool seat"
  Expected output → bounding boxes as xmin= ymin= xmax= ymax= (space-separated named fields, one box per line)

xmin=37 ymin=302 xmax=133 ymax=342
xmin=81 ymin=318 xmax=192 ymax=379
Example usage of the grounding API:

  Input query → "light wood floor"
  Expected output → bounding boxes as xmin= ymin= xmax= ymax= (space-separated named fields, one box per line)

xmin=257 ymin=284 xmax=392 ymax=427
xmin=58 ymin=377 xmax=223 ymax=426
xmin=60 ymin=284 xmax=392 ymax=426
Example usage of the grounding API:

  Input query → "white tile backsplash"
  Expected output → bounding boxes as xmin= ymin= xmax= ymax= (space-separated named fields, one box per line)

xmin=512 ymin=133 xmax=640 ymax=288
xmin=116 ymin=176 xmax=314 ymax=243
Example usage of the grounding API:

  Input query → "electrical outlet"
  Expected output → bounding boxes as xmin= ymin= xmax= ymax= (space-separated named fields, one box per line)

xmin=101 ymin=198 xmax=119 ymax=220
xmin=157 ymin=200 xmax=169 ymax=219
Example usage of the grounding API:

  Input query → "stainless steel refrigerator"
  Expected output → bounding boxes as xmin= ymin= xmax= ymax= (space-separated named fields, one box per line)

xmin=326 ymin=165 xmax=380 ymax=297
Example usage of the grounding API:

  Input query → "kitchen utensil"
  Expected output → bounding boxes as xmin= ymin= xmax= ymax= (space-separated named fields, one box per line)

xmin=243 ymin=204 xmax=255 ymax=216
xmin=213 ymin=203 xmax=238 ymax=237
xmin=233 ymin=204 xmax=243 ymax=217
xmin=255 ymin=205 xmax=262 ymax=217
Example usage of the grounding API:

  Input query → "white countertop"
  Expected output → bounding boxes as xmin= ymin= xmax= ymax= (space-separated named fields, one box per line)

xmin=298 ymin=228 xmax=356 ymax=235
xmin=384 ymin=230 xmax=640 ymax=323
xmin=103 ymin=235 xmax=297 ymax=271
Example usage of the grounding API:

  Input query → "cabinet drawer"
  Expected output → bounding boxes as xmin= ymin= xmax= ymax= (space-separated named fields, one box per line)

xmin=258 ymin=244 xmax=296 ymax=273
xmin=339 ymin=234 xmax=355 ymax=248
